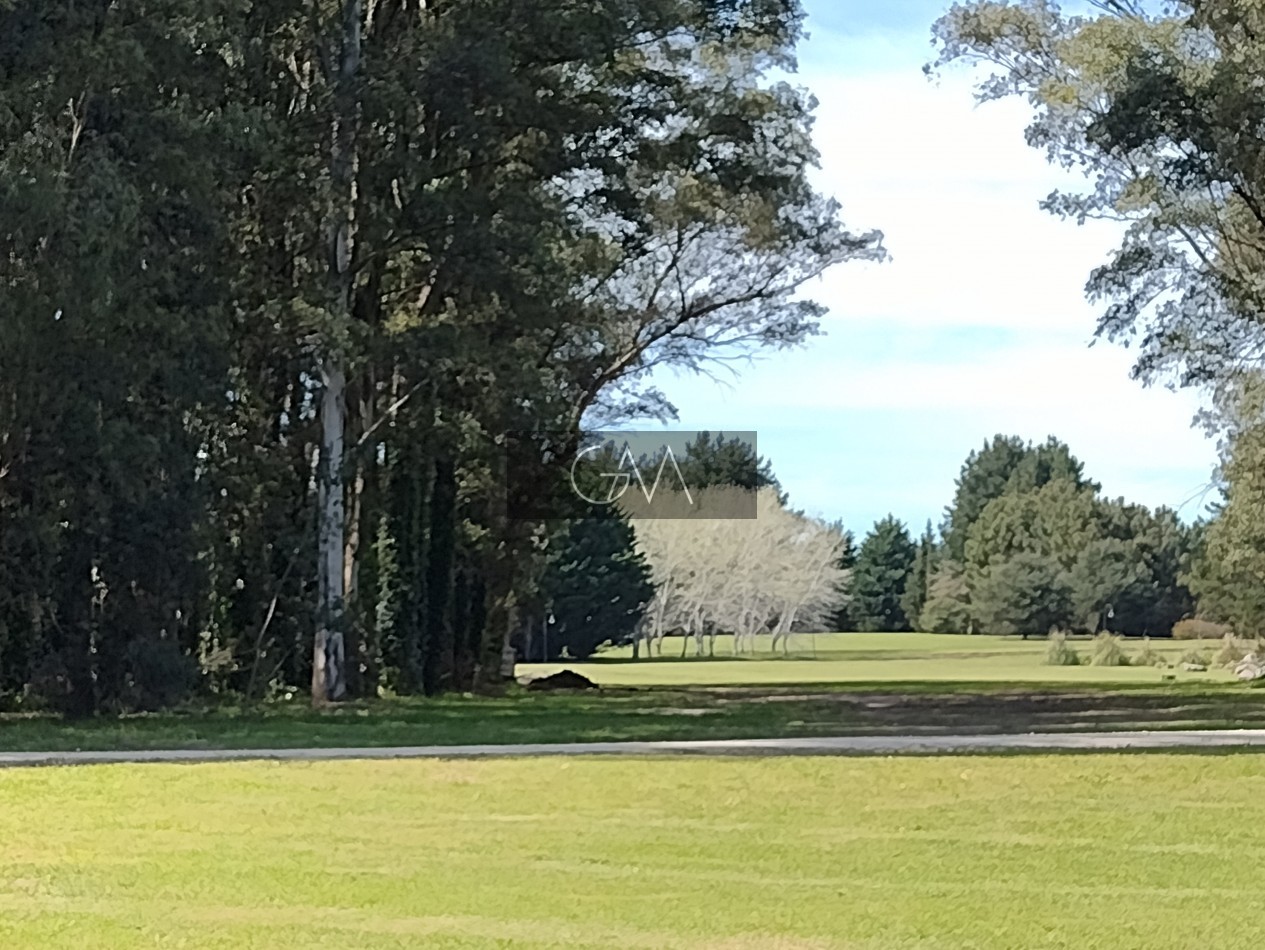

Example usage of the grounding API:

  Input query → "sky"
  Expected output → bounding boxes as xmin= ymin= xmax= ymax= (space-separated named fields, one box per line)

xmin=645 ymin=0 xmax=1222 ymax=535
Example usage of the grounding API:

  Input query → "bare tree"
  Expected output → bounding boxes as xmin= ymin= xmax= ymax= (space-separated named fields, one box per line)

xmin=634 ymin=488 xmax=848 ymax=656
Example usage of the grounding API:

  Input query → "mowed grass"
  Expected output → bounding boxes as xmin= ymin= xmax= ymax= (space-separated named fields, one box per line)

xmin=520 ymin=632 xmax=1235 ymax=687
xmin=3 ymin=754 xmax=1265 ymax=948
xmin=1 ymin=634 xmax=1260 ymax=752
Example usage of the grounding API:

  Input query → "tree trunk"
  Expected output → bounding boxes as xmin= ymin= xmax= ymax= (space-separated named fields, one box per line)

xmin=314 ymin=361 xmax=349 ymax=704
xmin=422 ymin=456 xmax=457 ymax=695
xmin=312 ymin=0 xmax=362 ymax=705
xmin=342 ymin=452 xmax=365 ymax=697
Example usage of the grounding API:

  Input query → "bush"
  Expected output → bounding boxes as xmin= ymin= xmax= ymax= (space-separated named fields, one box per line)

xmin=1172 ymin=618 xmax=1233 ymax=640
xmin=123 ymin=638 xmax=199 ymax=712
xmin=1180 ymin=648 xmax=1213 ymax=668
xmin=1090 ymin=632 xmax=1132 ymax=667
xmin=1046 ymin=631 xmax=1081 ymax=666
xmin=1215 ymin=634 xmax=1259 ymax=668
xmin=22 ymin=650 xmax=89 ymax=716
xmin=1134 ymin=637 xmax=1167 ymax=668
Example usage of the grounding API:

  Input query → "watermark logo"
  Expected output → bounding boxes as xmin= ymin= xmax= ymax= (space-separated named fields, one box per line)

xmin=505 ymin=430 xmax=758 ymax=521
xmin=569 ymin=442 xmax=694 ymax=508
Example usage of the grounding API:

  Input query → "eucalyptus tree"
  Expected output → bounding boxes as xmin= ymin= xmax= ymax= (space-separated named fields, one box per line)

xmin=0 ymin=1 xmax=242 ymax=712
xmin=932 ymin=1 xmax=1265 ymax=409
xmin=0 ymin=0 xmax=883 ymax=708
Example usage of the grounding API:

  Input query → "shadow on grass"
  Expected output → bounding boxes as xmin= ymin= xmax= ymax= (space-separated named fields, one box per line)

xmin=2 ymin=678 xmax=1265 ymax=753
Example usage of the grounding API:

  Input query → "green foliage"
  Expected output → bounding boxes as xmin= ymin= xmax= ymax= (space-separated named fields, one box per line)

xmin=1046 ymin=631 xmax=1081 ymax=667
xmin=123 ymin=639 xmax=200 ymax=713
xmin=900 ymin=521 xmax=938 ymax=630
xmin=931 ymin=3 xmax=1265 ymax=404
xmin=676 ymin=432 xmax=785 ymax=502
xmin=973 ymin=553 xmax=1074 ymax=638
xmin=965 ymin=479 xmax=1103 ymax=577
xmin=1065 ymin=537 xmax=1152 ymax=634
xmin=0 ymin=0 xmax=882 ymax=709
xmin=943 ymin=435 xmax=1096 ymax=562
xmin=534 ymin=512 xmax=655 ymax=661
xmin=961 ymin=459 xmax=1194 ymax=638
xmin=850 ymin=516 xmax=917 ymax=632
xmin=1172 ymin=618 xmax=1232 ymax=640
xmin=1187 ymin=425 xmax=1265 ymax=637
xmin=919 ymin=560 xmax=973 ymax=634
xmin=829 ymin=526 xmax=859 ymax=632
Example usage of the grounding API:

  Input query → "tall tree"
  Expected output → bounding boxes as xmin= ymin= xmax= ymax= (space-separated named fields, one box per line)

xmin=900 ymin=521 xmax=938 ymax=629
xmin=972 ymin=553 xmax=1074 ymax=639
xmin=677 ymin=432 xmax=786 ymax=502
xmin=931 ymin=2 xmax=1265 ymax=415
xmin=850 ymin=517 xmax=917 ymax=632
xmin=0 ymin=0 xmax=237 ymax=713
xmin=0 ymin=0 xmax=886 ymax=711
xmin=1187 ymin=423 xmax=1265 ymax=635
xmin=919 ymin=561 xmax=973 ymax=634
xmin=530 ymin=512 xmax=655 ymax=661
xmin=942 ymin=435 xmax=1096 ymax=562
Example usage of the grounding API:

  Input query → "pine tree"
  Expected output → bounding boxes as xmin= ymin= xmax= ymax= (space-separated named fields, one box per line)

xmin=900 ymin=521 xmax=938 ymax=631
xmin=850 ymin=517 xmax=917 ymax=633
xmin=536 ymin=512 xmax=655 ymax=661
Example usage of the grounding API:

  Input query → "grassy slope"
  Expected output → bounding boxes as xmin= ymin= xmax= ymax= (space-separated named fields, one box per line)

xmin=3 ymin=754 xmax=1264 ymax=948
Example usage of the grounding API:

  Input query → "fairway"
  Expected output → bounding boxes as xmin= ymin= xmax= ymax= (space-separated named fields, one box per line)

xmin=2 ymin=754 xmax=1263 ymax=948
xmin=519 ymin=633 xmax=1236 ymax=687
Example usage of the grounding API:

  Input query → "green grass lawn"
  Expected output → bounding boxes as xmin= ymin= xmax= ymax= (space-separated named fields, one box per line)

xmin=0 ymin=634 xmax=1258 ymax=752
xmin=519 ymin=632 xmax=1235 ymax=687
xmin=3 ymin=754 xmax=1264 ymax=948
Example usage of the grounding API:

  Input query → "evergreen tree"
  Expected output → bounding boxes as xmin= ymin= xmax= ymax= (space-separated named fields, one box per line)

xmin=534 ymin=513 xmax=656 ymax=661
xmin=850 ymin=517 xmax=917 ymax=632
xmin=677 ymin=432 xmax=785 ymax=502
xmin=972 ymin=553 xmax=1074 ymax=639
xmin=900 ymin=521 xmax=937 ymax=630
xmin=919 ymin=561 xmax=973 ymax=634
xmin=943 ymin=435 xmax=1096 ymax=562
xmin=829 ymin=527 xmax=858 ymax=632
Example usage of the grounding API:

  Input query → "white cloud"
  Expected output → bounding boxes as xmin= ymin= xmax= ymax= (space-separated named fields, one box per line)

xmin=803 ymin=69 xmax=1129 ymax=332
xmin=649 ymin=30 xmax=1222 ymax=527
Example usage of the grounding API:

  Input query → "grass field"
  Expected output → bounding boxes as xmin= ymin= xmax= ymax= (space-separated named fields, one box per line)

xmin=3 ymin=754 xmax=1264 ymax=948
xmin=0 ymin=634 xmax=1259 ymax=752
xmin=519 ymin=632 xmax=1236 ymax=687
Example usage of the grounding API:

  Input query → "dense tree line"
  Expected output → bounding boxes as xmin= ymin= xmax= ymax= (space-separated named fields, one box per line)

xmin=0 ymin=0 xmax=883 ymax=713
xmin=844 ymin=436 xmax=1199 ymax=638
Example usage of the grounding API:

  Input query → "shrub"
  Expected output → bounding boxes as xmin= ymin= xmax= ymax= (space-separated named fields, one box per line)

xmin=1046 ymin=631 xmax=1081 ymax=666
xmin=1134 ymin=637 xmax=1167 ymax=668
xmin=1215 ymin=634 xmax=1259 ymax=668
xmin=1180 ymin=648 xmax=1213 ymax=668
xmin=22 ymin=651 xmax=85 ymax=716
xmin=1090 ymin=632 xmax=1132 ymax=667
xmin=1172 ymin=618 xmax=1233 ymax=640
xmin=123 ymin=638 xmax=199 ymax=712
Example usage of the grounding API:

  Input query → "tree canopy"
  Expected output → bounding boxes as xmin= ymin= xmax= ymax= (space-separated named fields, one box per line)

xmin=0 ymin=0 xmax=883 ymax=711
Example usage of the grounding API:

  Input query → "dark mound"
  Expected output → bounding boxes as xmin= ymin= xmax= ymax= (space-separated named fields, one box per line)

xmin=524 ymin=669 xmax=599 ymax=691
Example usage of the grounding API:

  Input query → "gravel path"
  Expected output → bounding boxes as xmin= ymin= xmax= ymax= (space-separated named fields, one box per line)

xmin=5 ymin=729 xmax=1265 ymax=768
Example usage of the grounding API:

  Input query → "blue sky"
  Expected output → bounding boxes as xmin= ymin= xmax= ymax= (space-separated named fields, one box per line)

xmin=646 ymin=0 xmax=1222 ymax=536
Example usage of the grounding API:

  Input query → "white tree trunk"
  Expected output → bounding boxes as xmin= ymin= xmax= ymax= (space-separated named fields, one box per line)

xmin=314 ymin=361 xmax=349 ymax=703
xmin=313 ymin=0 xmax=362 ymax=705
